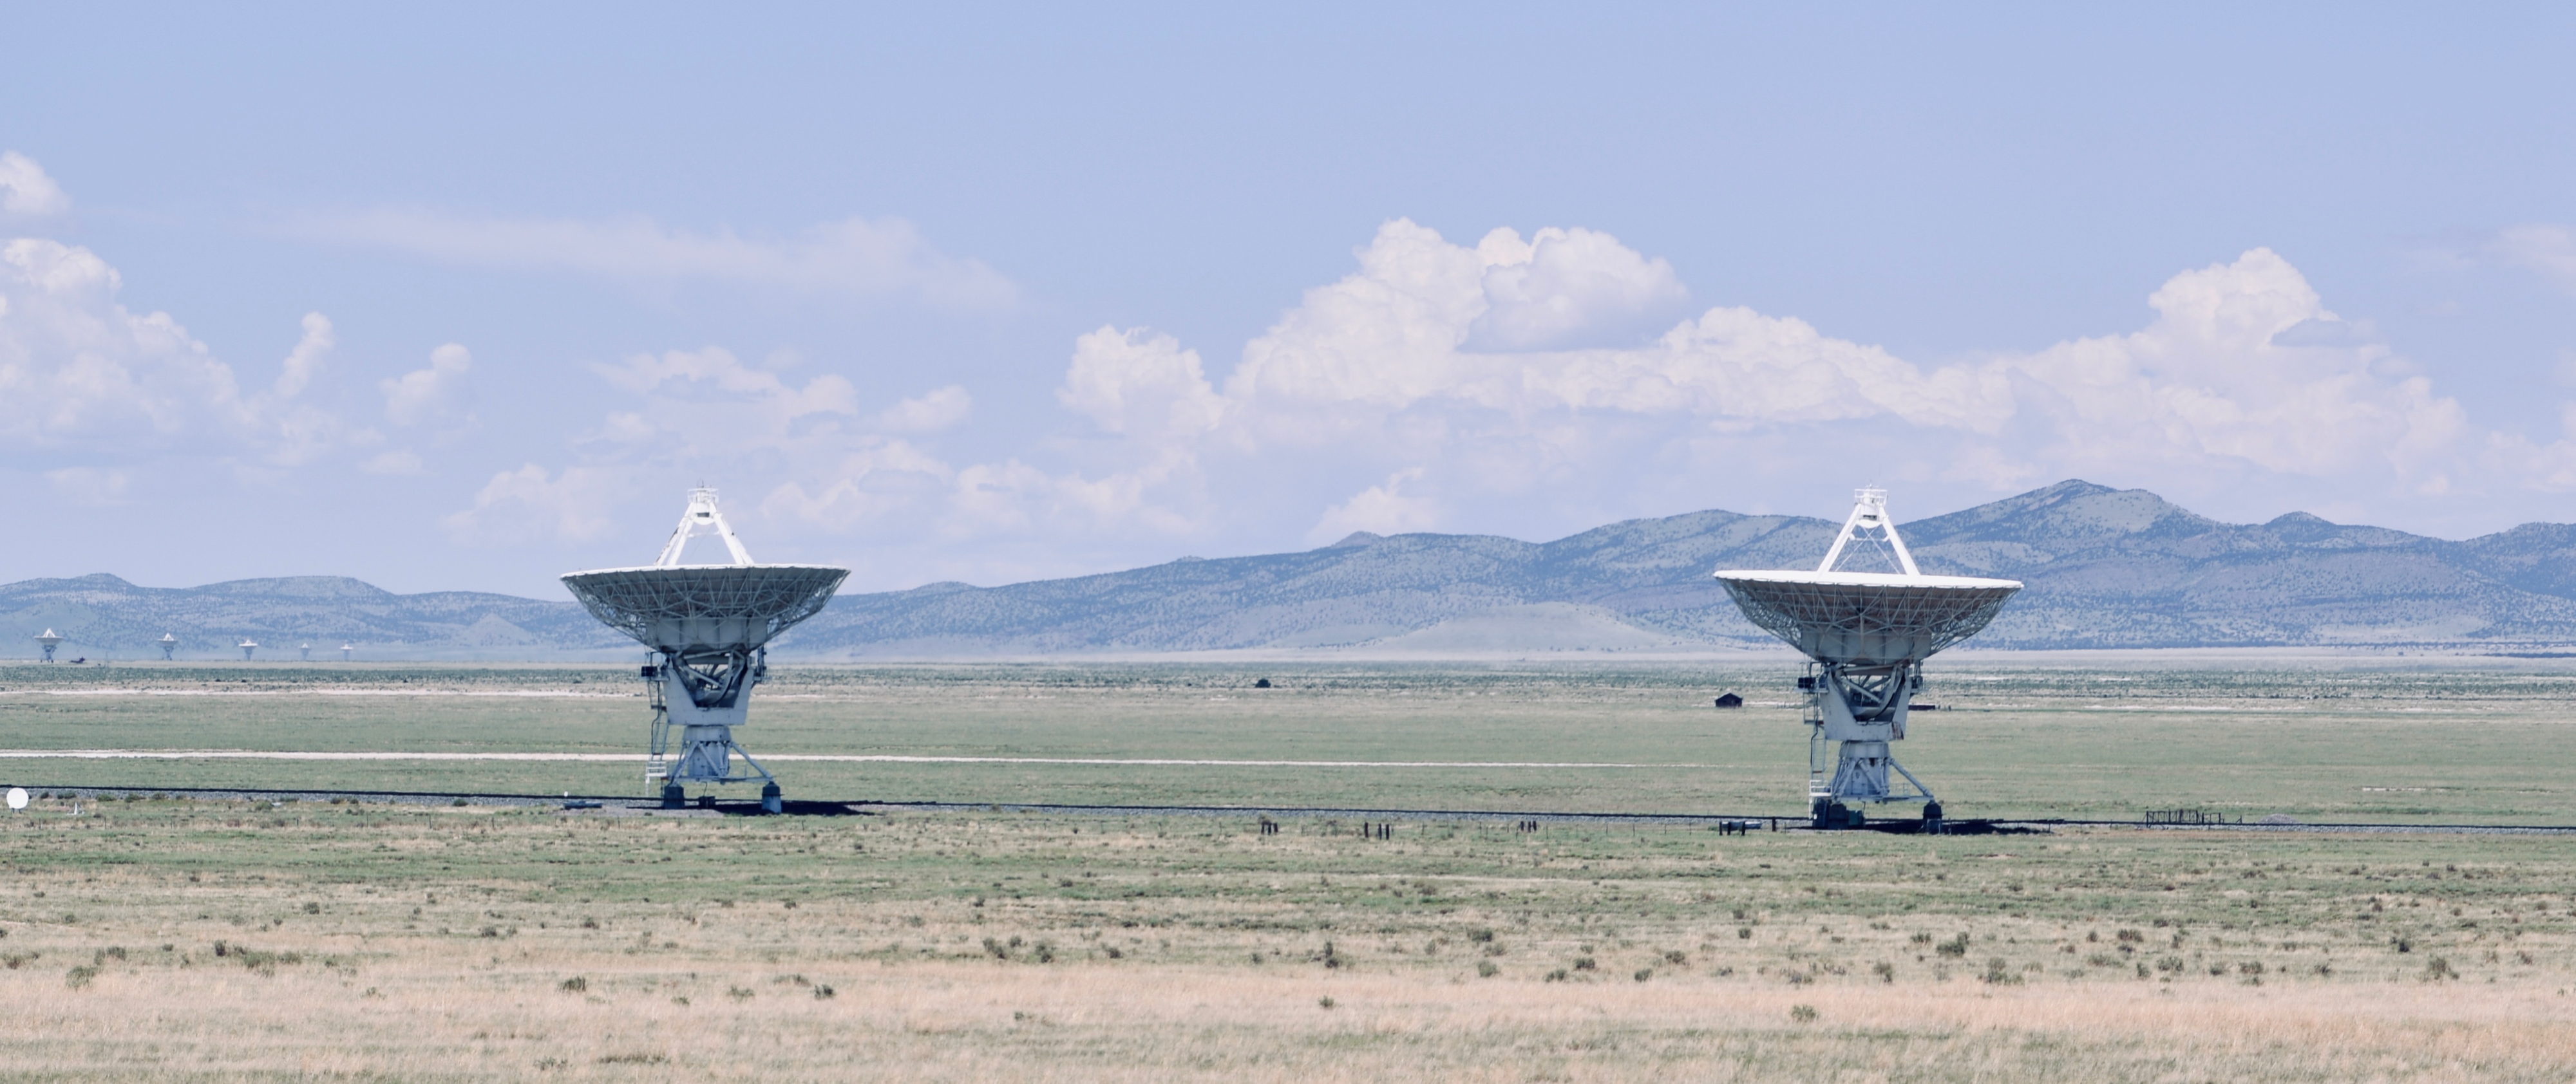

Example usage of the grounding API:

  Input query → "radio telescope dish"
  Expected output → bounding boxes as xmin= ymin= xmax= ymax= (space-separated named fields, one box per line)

xmin=34 ymin=629 xmax=62 ymax=663
xmin=562 ymin=487 xmax=847 ymax=813
xmin=6 ymin=787 xmax=26 ymax=811
xmin=1715 ymin=488 xmax=2020 ymax=831
xmin=238 ymin=639 xmax=259 ymax=661
xmin=158 ymin=633 xmax=178 ymax=661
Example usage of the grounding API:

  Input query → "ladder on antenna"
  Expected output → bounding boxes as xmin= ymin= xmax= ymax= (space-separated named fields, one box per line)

xmin=643 ymin=662 xmax=672 ymax=783
xmin=1804 ymin=695 xmax=1831 ymax=803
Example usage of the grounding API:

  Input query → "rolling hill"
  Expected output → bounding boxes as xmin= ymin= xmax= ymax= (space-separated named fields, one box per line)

xmin=10 ymin=480 xmax=2576 ymax=659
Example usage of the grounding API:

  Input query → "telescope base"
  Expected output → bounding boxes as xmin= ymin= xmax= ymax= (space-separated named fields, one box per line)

xmin=649 ymin=749 xmax=784 ymax=814
xmin=1808 ymin=737 xmax=1940 ymax=830
xmin=643 ymin=667 xmax=781 ymax=811
xmin=1810 ymin=798 xmax=1865 ymax=830
xmin=653 ymin=728 xmax=775 ymax=785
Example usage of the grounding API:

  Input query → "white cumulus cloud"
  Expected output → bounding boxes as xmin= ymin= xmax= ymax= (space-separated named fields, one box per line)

xmin=1216 ymin=220 xmax=2013 ymax=437
xmin=1309 ymin=467 xmax=1435 ymax=543
xmin=761 ymin=438 xmax=957 ymax=530
xmin=0 ymin=238 xmax=372 ymax=467
xmin=381 ymin=343 xmax=475 ymax=428
xmin=581 ymin=346 xmax=862 ymax=464
xmin=1034 ymin=221 xmax=2488 ymax=544
xmin=0 ymin=238 xmax=245 ymax=448
xmin=469 ymin=348 xmax=992 ymax=550
xmin=271 ymin=313 xmax=334 ymax=400
xmin=255 ymin=312 xmax=375 ymax=467
xmin=1059 ymin=327 xmax=1227 ymax=441
xmin=2000 ymin=248 xmax=2464 ymax=484
xmin=0 ymin=153 xmax=69 ymax=216
xmin=484 ymin=221 xmax=2576 ymax=586
xmin=1464 ymin=227 xmax=1689 ymax=351
xmin=442 ymin=463 xmax=625 ymax=544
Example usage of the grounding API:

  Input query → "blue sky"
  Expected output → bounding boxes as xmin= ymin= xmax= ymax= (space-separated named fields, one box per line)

xmin=4 ymin=4 xmax=2574 ymax=596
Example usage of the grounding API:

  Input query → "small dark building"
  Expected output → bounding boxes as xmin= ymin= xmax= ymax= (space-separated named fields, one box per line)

xmin=1253 ymin=678 xmax=1272 ymax=689
xmin=1712 ymin=693 xmax=1743 ymax=709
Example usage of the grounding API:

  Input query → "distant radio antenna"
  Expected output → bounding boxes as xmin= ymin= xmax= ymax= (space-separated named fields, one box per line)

xmin=158 ymin=633 xmax=177 ymax=661
xmin=1714 ymin=489 xmax=2021 ymax=832
xmin=340 ymin=642 xmax=354 ymax=662
xmin=562 ymin=487 xmax=847 ymax=814
xmin=298 ymin=642 xmax=312 ymax=662
xmin=238 ymin=639 xmax=258 ymax=662
xmin=34 ymin=629 xmax=61 ymax=664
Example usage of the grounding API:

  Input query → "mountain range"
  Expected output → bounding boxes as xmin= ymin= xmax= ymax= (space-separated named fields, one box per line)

xmin=10 ymin=480 xmax=2576 ymax=659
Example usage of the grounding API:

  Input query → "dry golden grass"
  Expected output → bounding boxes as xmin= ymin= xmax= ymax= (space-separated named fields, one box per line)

xmin=3 ymin=796 xmax=2574 ymax=1081
xmin=8 ymin=951 xmax=2575 ymax=1082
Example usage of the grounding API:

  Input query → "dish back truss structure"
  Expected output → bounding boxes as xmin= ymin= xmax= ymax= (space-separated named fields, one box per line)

xmin=562 ymin=488 xmax=848 ymax=812
xmin=1715 ymin=489 xmax=2020 ymax=830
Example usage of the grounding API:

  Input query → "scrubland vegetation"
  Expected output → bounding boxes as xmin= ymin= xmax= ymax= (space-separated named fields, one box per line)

xmin=5 ymin=796 xmax=2576 ymax=1081
xmin=1 ymin=660 xmax=2574 ymax=1079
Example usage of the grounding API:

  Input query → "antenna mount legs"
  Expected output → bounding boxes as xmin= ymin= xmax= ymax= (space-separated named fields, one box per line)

xmin=1804 ymin=661 xmax=1940 ymax=831
xmin=641 ymin=651 xmax=782 ymax=813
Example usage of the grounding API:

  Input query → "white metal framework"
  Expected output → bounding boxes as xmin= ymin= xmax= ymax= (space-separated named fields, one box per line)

xmin=658 ymin=486 xmax=755 ymax=568
xmin=561 ymin=488 xmax=848 ymax=812
xmin=158 ymin=633 xmax=177 ymax=660
xmin=1715 ymin=488 xmax=2022 ymax=830
xmin=1816 ymin=486 xmax=1920 ymax=577
xmin=35 ymin=629 xmax=61 ymax=663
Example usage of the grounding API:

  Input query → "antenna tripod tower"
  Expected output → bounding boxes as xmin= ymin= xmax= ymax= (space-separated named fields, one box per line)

xmin=562 ymin=489 xmax=847 ymax=813
xmin=1716 ymin=489 xmax=2021 ymax=832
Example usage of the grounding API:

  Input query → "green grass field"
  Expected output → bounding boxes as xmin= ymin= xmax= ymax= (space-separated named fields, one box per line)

xmin=2 ymin=659 xmax=2572 ymax=823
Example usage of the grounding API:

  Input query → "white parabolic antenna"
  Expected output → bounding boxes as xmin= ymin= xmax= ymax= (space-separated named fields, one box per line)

xmin=561 ymin=487 xmax=846 ymax=813
xmin=1715 ymin=488 xmax=2020 ymax=830
xmin=6 ymin=787 xmax=26 ymax=812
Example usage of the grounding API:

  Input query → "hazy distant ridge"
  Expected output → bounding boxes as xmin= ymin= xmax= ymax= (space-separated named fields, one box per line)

xmin=11 ymin=480 xmax=2576 ymax=658
xmin=0 ymin=574 xmax=627 ymax=660
xmin=790 ymin=480 xmax=2576 ymax=654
